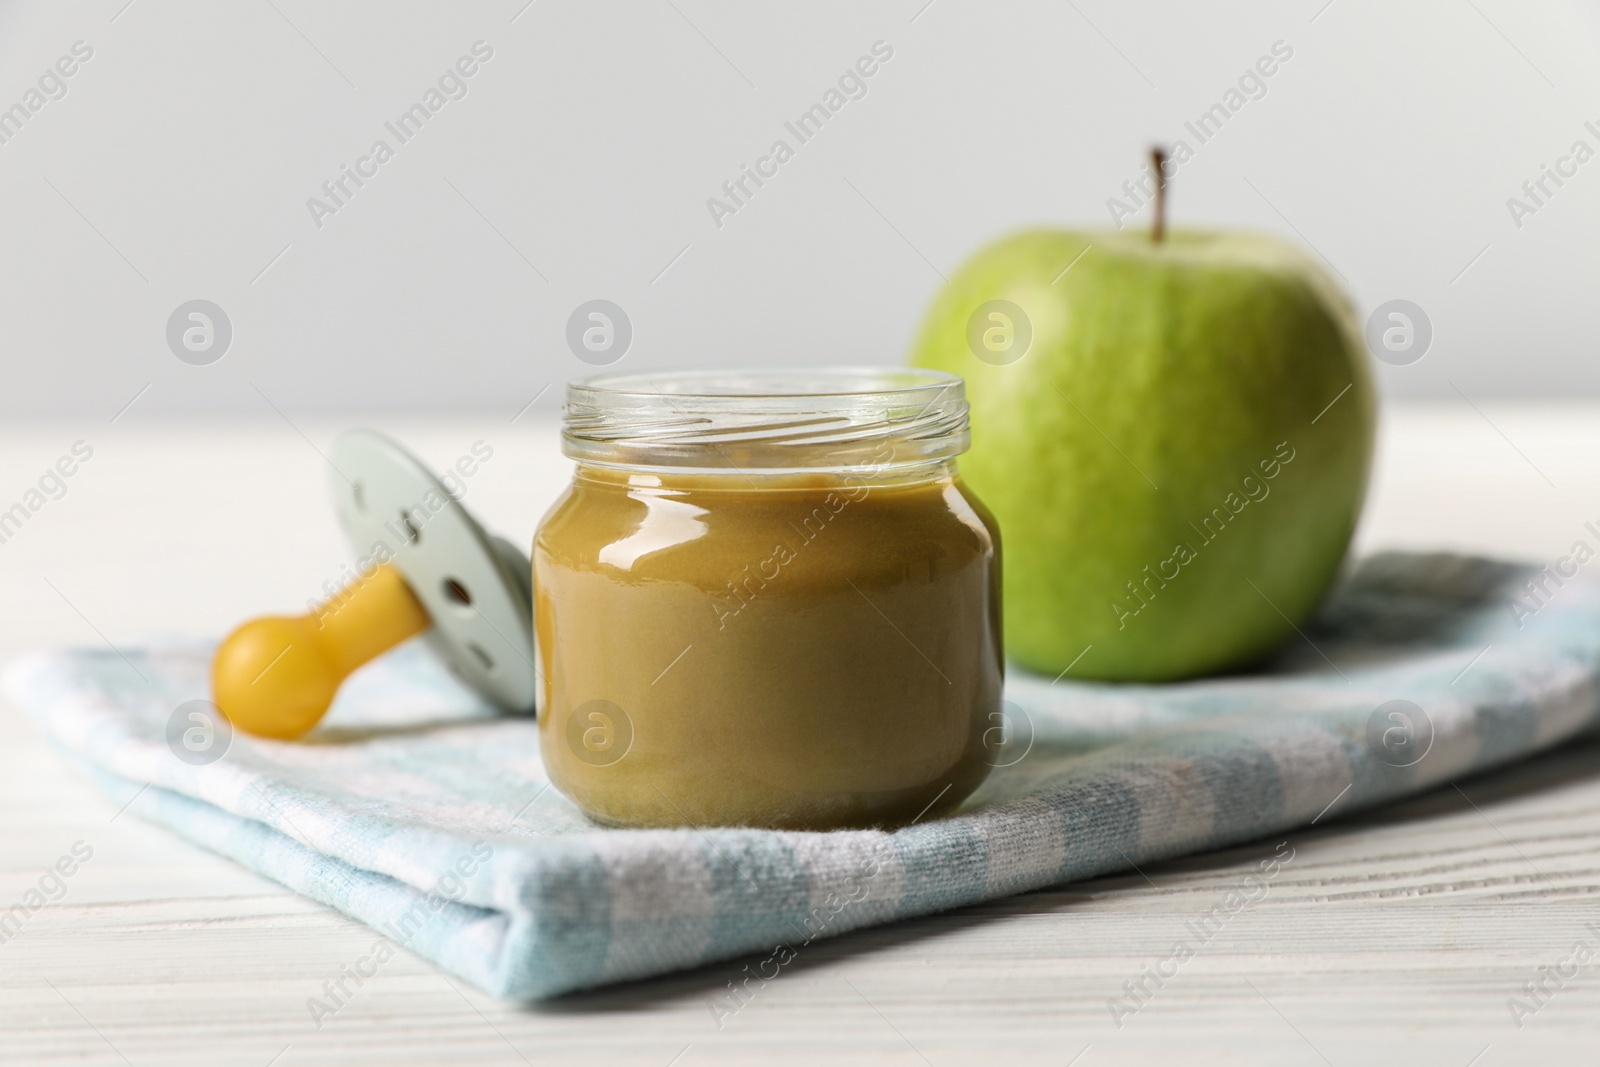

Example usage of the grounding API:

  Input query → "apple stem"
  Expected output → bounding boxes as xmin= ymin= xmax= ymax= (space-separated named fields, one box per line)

xmin=1150 ymin=146 xmax=1167 ymax=244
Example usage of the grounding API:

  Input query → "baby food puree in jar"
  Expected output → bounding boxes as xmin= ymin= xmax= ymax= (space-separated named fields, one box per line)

xmin=535 ymin=368 xmax=1001 ymax=830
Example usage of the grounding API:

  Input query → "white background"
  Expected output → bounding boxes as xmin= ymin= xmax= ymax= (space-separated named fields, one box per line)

xmin=1 ymin=0 xmax=1598 ymax=418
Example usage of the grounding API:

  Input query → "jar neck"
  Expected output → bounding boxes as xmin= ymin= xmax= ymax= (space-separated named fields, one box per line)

xmin=573 ymin=458 xmax=960 ymax=492
xmin=561 ymin=367 xmax=971 ymax=474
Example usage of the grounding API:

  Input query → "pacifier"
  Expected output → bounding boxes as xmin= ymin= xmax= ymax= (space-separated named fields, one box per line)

xmin=212 ymin=429 xmax=537 ymax=739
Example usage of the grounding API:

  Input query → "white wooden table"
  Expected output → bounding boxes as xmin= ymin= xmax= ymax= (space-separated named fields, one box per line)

xmin=3 ymin=403 xmax=1599 ymax=1066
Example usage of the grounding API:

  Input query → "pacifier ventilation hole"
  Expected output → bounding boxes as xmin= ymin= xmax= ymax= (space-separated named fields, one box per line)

xmin=399 ymin=510 xmax=421 ymax=544
xmin=352 ymin=481 xmax=366 ymax=513
xmin=442 ymin=577 xmax=473 ymax=608
xmin=467 ymin=642 xmax=495 ymax=671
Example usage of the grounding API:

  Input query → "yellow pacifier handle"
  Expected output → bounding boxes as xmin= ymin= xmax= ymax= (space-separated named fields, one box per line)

xmin=211 ymin=563 xmax=430 ymax=740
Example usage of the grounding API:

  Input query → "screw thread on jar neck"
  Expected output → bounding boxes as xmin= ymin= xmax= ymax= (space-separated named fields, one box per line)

xmin=562 ymin=367 xmax=970 ymax=475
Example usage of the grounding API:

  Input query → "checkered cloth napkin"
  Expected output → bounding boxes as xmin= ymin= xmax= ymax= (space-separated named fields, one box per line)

xmin=7 ymin=552 xmax=1595 ymax=999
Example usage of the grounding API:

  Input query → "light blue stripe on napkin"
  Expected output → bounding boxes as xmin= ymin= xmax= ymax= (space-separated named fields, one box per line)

xmin=7 ymin=552 xmax=1596 ymax=999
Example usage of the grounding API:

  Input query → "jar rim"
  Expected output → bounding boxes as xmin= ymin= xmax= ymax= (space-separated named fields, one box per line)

xmin=563 ymin=366 xmax=969 ymax=471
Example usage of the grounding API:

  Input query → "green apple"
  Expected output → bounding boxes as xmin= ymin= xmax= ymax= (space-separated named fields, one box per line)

xmin=911 ymin=227 xmax=1376 ymax=681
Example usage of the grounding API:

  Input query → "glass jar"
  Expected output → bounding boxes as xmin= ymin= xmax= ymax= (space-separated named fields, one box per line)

xmin=534 ymin=368 xmax=1001 ymax=830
